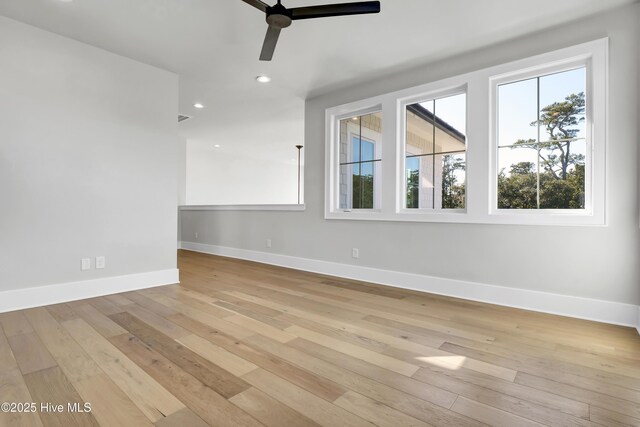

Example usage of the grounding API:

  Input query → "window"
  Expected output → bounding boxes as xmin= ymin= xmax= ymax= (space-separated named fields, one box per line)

xmin=404 ymin=93 xmax=467 ymax=210
xmin=497 ymin=67 xmax=586 ymax=210
xmin=325 ymin=38 xmax=606 ymax=225
xmin=338 ymin=112 xmax=382 ymax=210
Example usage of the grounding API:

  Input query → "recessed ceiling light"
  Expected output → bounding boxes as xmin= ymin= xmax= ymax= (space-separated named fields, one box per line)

xmin=352 ymin=117 xmax=359 ymax=121
xmin=256 ymin=75 xmax=271 ymax=83
xmin=193 ymin=103 xmax=204 ymax=109
xmin=213 ymin=144 xmax=221 ymax=148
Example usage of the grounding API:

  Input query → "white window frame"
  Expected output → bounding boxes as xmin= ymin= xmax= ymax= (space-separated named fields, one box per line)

xmin=488 ymin=45 xmax=606 ymax=224
xmin=326 ymin=103 xmax=384 ymax=217
xmin=324 ymin=38 xmax=607 ymax=225
xmin=397 ymin=86 xmax=468 ymax=214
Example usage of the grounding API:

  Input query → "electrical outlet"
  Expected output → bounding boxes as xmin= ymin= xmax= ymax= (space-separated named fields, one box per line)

xmin=81 ymin=258 xmax=91 ymax=271
xmin=266 ymin=239 xmax=272 ymax=248
xmin=195 ymin=232 xmax=199 ymax=240
xmin=352 ymin=248 xmax=359 ymax=259
xmin=96 ymin=256 xmax=106 ymax=269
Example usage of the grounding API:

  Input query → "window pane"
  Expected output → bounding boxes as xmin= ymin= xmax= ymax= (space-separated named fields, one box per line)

xmin=498 ymin=147 xmax=538 ymax=209
xmin=406 ymin=100 xmax=434 ymax=156
xmin=497 ymin=68 xmax=587 ymax=211
xmin=361 ymin=140 xmax=375 ymax=162
xmin=405 ymin=157 xmax=420 ymax=208
xmin=405 ymin=155 xmax=435 ymax=209
xmin=539 ymin=139 xmax=586 ymax=209
xmin=436 ymin=153 xmax=466 ymax=209
xmin=338 ymin=111 xmax=381 ymax=210
xmin=498 ymin=78 xmax=538 ymax=147
xmin=339 ymin=163 xmax=352 ymax=209
xmin=340 ymin=162 xmax=376 ymax=209
xmin=434 ymin=93 xmax=467 ymax=154
xmin=539 ymin=67 xmax=586 ymax=142
xmin=352 ymin=135 xmax=361 ymax=162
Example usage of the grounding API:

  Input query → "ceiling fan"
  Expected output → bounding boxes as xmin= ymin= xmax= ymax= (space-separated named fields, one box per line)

xmin=241 ymin=0 xmax=381 ymax=61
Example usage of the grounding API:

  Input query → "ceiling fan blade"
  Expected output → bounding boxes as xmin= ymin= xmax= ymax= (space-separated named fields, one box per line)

xmin=259 ymin=26 xmax=281 ymax=61
xmin=290 ymin=1 xmax=380 ymax=20
xmin=241 ymin=0 xmax=269 ymax=12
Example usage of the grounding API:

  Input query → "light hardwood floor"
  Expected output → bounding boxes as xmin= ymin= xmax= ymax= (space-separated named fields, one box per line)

xmin=1 ymin=249 xmax=639 ymax=427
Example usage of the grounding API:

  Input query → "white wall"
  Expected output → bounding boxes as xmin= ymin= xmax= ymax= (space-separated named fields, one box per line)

xmin=180 ymin=5 xmax=639 ymax=314
xmin=0 ymin=17 xmax=179 ymax=297
xmin=185 ymin=144 xmax=301 ymax=206
xmin=182 ymin=96 xmax=305 ymax=206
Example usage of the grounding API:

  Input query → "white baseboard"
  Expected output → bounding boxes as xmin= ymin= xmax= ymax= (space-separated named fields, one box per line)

xmin=181 ymin=241 xmax=640 ymax=331
xmin=0 ymin=269 xmax=179 ymax=314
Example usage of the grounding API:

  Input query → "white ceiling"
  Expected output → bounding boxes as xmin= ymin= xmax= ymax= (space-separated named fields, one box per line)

xmin=0 ymin=0 xmax=634 ymax=160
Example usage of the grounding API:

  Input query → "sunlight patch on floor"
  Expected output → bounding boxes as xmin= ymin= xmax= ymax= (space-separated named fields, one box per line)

xmin=415 ymin=355 xmax=467 ymax=370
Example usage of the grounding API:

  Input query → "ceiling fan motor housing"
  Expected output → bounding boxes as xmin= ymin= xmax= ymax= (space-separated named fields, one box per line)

xmin=266 ymin=3 xmax=292 ymax=28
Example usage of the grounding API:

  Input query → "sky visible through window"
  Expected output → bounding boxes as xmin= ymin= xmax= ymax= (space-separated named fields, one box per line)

xmin=420 ymin=94 xmax=466 ymax=135
xmin=498 ymin=67 xmax=586 ymax=176
xmin=497 ymin=67 xmax=586 ymax=209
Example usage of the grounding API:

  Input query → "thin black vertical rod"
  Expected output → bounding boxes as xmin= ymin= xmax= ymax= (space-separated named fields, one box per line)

xmin=296 ymin=145 xmax=303 ymax=204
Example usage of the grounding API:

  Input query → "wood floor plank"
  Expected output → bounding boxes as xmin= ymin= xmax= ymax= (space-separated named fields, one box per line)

xmin=176 ymin=334 xmax=258 ymax=377
xmin=589 ymin=406 xmax=640 ymax=427
xmin=123 ymin=303 xmax=190 ymax=339
xmin=153 ymin=408 xmax=209 ymax=427
xmin=168 ymin=313 xmax=347 ymax=402
xmin=334 ymin=390 xmax=433 ymax=427
xmin=24 ymin=308 xmax=103 ymax=383
xmin=61 ymin=318 xmax=184 ymax=422
xmin=246 ymin=334 xmax=485 ymax=427
xmin=213 ymin=294 xmax=286 ymax=318
xmin=103 ymin=294 xmax=133 ymax=308
xmin=411 ymin=365 xmax=590 ymax=420
xmin=440 ymin=340 xmax=640 ymax=392
xmin=0 ymin=311 xmax=35 ymax=337
xmin=242 ymin=368 xmax=373 ymax=427
xmin=247 ymin=333 xmax=457 ymax=408
xmin=73 ymin=373 xmax=153 ymax=427
xmin=515 ymin=372 xmax=640 ymax=420
xmin=109 ymin=333 xmax=263 ymax=427
xmin=224 ymin=313 xmax=296 ymax=343
xmin=72 ymin=304 xmax=128 ymax=338
xmin=451 ymin=396 xmax=543 ymax=427
xmin=44 ymin=304 xmax=78 ymax=323
xmin=8 ymin=332 xmax=57 ymax=375
xmin=109 ymin=312 xmax=250 ymax=398
xmin=383 ymin=345 xmax=517 ymax=382
xmin=229 ymin=387 xmax=322 ymax=427
xmin=215 ymin=300 xmax=292 ymax=329
xmin=285 ymin=324 xmax=419 ymax=376
xmin=23 ymin=366 xmax=100 ymax=427
xmin=123 ymin=292 xmax=178 ymax=317
xmin=283 ymin=311 xmax=514 ymax=381
xmin=0 ymin=323 xmax=18 ymax=373
xmin=146 ymin=291 xmax=256 ymax=339
xmin=0 ymin=368 xmax=44 ymax=427
xmin=86 ymin=297 xmax=125 ymax=316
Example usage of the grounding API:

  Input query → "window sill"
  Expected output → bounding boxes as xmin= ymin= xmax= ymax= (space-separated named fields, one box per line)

xmin=180 ymin=204 xmax=306 ymax=212
xmin=325 ymin=210 xmax=605 ymax=226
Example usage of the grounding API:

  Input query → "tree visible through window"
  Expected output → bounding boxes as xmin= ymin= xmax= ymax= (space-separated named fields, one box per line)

xmin=497 ymin=68 xmax=586 ymax=209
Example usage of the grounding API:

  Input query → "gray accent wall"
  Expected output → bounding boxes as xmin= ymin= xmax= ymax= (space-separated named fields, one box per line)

xmin=180 ymin=3 xmax=640 ymax=305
